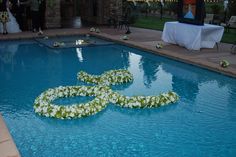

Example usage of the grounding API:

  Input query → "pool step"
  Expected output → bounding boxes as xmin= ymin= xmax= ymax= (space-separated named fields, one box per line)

xmin=34 ymin=35 xmax=114 ymax=49
xmin=0 ymin=114 xmax=21 ymax=157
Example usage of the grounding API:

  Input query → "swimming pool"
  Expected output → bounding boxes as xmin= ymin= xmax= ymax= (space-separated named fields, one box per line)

xmin=0 ymin=37 xmax=236 ymax=157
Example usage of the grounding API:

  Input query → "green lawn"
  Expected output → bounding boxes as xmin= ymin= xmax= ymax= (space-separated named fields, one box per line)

xmin=132 ymin=16 xmax=175 ymax=31
xmin=221 ymin=29 xmax=236 ymax=44
xmin=132 ymin=16 xmax=236 ymax=44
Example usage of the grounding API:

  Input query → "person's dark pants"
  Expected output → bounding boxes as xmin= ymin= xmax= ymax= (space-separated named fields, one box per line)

xmin=31 ymin=10 xmax=39 ymax=31
xmin=39 ymin=1 xmax=46 ymax=30
xmin=39 ymin=10 xmax=45 ymax=30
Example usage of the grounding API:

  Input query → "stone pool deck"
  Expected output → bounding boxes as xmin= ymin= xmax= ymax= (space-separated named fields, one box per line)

xmin=0 ymin=115 xmax=20 ymax=157
xmin=0 ymin=26 xmax=236 ymax=156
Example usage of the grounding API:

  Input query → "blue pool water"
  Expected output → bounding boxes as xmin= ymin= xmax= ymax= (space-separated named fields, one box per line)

xmin=0 ymin=37 xmax=236 ymax=157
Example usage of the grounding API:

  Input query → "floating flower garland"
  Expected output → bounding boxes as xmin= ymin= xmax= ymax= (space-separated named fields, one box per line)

xmin=34 ymin=69 xmax=179 ymax=119
xmin=34 ymin=86 xmax=110 ymax=119
xmin=108 ymin=91 xmax=179 ymax=108
xmin=77 ymin=69 xmax=133 ymax=86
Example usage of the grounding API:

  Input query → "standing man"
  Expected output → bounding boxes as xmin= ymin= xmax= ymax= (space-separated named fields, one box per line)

xmin=38 ymin=0 xmax=45 ymax=30
xmin=30 ymin=0 xmax=40 ymax=33
xmin=24 ymin=0 xmax=44 ymax=34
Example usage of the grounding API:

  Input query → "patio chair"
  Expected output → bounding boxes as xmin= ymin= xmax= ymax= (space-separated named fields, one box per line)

xmin=204 ymin=14 xmax=214 ymax=24
xmin=118 ymin=16 xmax=129 ymax=30
xmin=221 ymin=16 xmax=236 ymax=32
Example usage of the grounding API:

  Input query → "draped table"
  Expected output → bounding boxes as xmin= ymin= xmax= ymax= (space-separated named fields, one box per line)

xmin=162 ymin=21 xmax=224 ymax=50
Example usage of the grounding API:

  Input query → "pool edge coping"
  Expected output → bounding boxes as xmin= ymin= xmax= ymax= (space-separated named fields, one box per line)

xmin=0 ymin=114 xmax=21 ymax=157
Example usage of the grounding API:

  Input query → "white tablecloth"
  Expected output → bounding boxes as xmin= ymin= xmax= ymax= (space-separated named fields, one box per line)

xmin=162 ymin=22 xmax=224 ymax=50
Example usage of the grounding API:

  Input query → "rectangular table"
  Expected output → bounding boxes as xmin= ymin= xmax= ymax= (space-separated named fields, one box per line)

xmin=162 ymin=21 xmax=224 ymax=50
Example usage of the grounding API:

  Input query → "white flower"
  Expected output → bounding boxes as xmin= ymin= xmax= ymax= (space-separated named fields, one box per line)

xmin=42 ymin=107 xmax=47 ymax=113
xmin=35 ymin=108 xmax=41 ymax=113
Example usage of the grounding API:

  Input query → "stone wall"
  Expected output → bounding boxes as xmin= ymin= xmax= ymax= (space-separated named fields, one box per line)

xmin=45 ymin=0 xmax=61 ymax=28
xmin=80 ymin=0 xmax=123 ymax=25
xmin=103 ymin=0 xmax=123 ymax=24
xmin=45 ymin=0 xmax=123 ymax=28
xmin=108 ymin=0 xmax=123 ymax=23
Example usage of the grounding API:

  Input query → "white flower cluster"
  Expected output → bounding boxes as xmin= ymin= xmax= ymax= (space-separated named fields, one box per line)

xmin=77 ymin=69 xmax=133 ymax=86
xmin=90 ymin=27 xmax=100 ymax=33
xmin=34 ymin=86 xmax=110 ymax=119
xmin=90 ymin=27 xmax=96 ymax=32
xmin=156 ymin=43 xmax=163 ymax=49
xmin=122 ymin=35 xmax=129 ymax=40
xmin=34 ymin=69 xmax=179 ymax=119
xmin=53 ymin=42 xmax=65 ymax=47
xmin=220 ymin=60 xmax=230 ymax=68
xmin=108 ymin=91 xmax=179 ymax=108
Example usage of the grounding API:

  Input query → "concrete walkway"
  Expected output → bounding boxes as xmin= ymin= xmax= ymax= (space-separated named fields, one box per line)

xmin=0 ymin=27 xmax=236 ymax=78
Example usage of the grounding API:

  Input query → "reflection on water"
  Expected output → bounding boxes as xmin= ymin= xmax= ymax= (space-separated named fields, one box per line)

xmin=0 ymin=42 xmax=19 ymax=72
xmin=0 ymin=42 xmax=19 ymax=81
xmin=139 ymin=57 xmax=160 ymax=88
xmin=124 ymin=52 xmax=173 ymax=96
xmin=74 ymin=46 xmax=130 ymax=75
xmin=76 ymin=48 xmax=83 ymax=62
xmin=0 ymin=44 xmax=17 ymax=64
